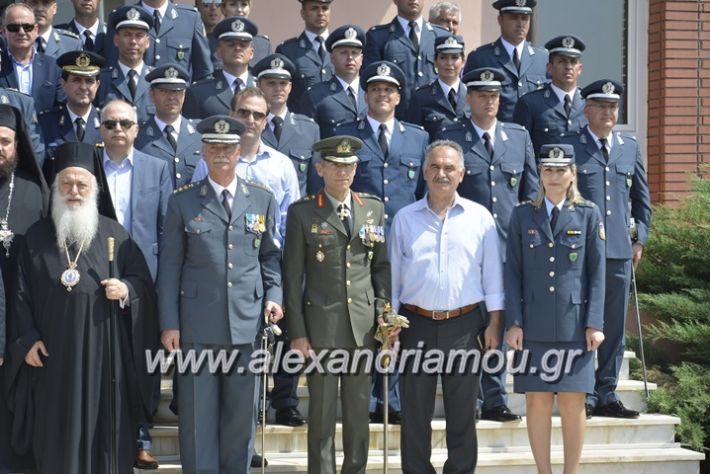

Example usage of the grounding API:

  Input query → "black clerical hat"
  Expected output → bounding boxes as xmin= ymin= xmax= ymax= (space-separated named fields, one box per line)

xmin=51 ymin=142 xmax=117 ymax=220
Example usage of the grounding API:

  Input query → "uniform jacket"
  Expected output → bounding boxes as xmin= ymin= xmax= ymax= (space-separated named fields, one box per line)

xmin=261 ymin=111 xmax=320 ymax=196
xmin=135 ymin=116 xmax=203 ymax=188
xmin=409 ymin=79 xmax=469 ymax=139
xmin=182 ymin=70 xmax=256 ymax=120
xmin=283 ymin=191 xmax=390 ymax=348
xmin=437 ymin=120 xmax=539 ymax=246
xmin=39 ymin=105 xmax=102 ymax=169
xmin=276 ymin=32 xmax=333 ymax=114
xmin=563 ymin=126 xmax=652 ymax=259
xmin=0 ymin=87 xmax=45 ymax=164
xmin=105 ymin=2 xmax=213 ymax=82
xmin=505 ymin=201 xmax=605 ymax=342
xmin=0 ymin=50 xmax=64 ymax=116
xmin=299 ymin=75 xmax=367 ymax=137
xmin=124 ymin=149 xmax=173 ymax=281
xmin=363 ymin=18 xmax=448 ymax=119
xmin=158 ymin=178 xmax=282 ymax=346
xmin=55 ymin=20 xmax=107 ymax=56
xmin=38 ymin=27 xmax=83 ymax=58
xmin=95 ymin=63 xmax=155 ymax=126
xmin=332 ymin=118 xmax=428 ymax=231
xmin=513 ymin=82 xmax=587 ymax=155
xmin=465 ymin=38 xmax=549 ymax=122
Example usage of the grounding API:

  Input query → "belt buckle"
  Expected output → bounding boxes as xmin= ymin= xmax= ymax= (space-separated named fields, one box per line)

xmin=431 ymin=310 xmax=449 ymax=321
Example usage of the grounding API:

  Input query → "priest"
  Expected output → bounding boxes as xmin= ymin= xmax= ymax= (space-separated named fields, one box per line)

xmin=6 ymin=142 xmax=159 ymax=474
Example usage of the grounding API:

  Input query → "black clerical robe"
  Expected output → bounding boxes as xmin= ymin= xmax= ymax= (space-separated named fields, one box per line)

xmin=7 ymin=216 xmax=159 ymax=474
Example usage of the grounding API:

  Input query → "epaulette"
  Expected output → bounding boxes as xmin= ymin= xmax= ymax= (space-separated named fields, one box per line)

xmin=357 ymin=192 xmax=381 ymax=202
xmin=175 ymin=3 xmax=198 ymax=12
xmin=292 ymin=194 xmax=315 ymax=204
xmin=56 ymin=28 xmax=79 ymax=39
xmin=618 ymin=131 xmax=637 ymax=142
xmin=501 ymin=122 xmax=526 ymax=132
xmin=430 ymin=23 xmax=449 ymax=34
xmin=190 ymin=75 xmax=214 ymax=86
xmin=516 ymin=200 xmax=533 ymax=207
xmin=293 ymin=113 xmax=316 ymax=124
xmin=256 ymin=34 xmax=270 ymax=40
xmin=577 ymin=199 xmax=595 ymax=208
xmin=4 ymin=87 xmax=29 ymax=97
xmin=368 ymin=24 xmax=387 ymax=32
xmin=244 ymin=179 xmax=271 ymax=192
xmin=174 ymin=182 xmax=197 ymax=194
xmin=401 ymin=121 xmax=425 ymax=131
xmin=440 ymin=121 xmax=466 ymax=134
xmin=278 ymin=37 xmax=299 ymax=47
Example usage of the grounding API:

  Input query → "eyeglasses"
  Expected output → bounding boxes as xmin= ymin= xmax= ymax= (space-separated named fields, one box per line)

xmin=234 ymin=108 xmax=267 ymax=121
xmin=5 ymin=23 xmax=35 ymax=33
xmin=101 ymin=119 xmax=136 ymax=130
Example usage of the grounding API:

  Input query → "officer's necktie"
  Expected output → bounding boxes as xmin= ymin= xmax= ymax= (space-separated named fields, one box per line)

xmin=232 ymin=78 xmax=242 ymax=95
xmin=447 ymin=88 xmax=457 ymax=110
xmin=337 ymin=202 xmax=352 ymax=238
xmin=127 ymin=69 xmax=138 ymax=98
xmin=221 ymin=189 xmax=232 ymax=220
xmin=564 ymin=94 xmax=572 ymax=118
xmin=153 ymin=10 xmax=161 ymax=34
xmin=36 ymin=38 xmax=46 ymax=53
xmin=272 ymin=116 xmax=283 ymax=142
xmin=408 ymin=21 xmax=419 ymax=51
xmin=347 ymin=87 xmax=357 ymax=110
xmin=315 ymin=36 xmax=326 ymax=62
xmin=164 ymin=124 xmax=177 ymax=151
xmin=512 ymin=48 xmax=521 ymax=73
xmin=83 ymin=30 xmax=94 ymax=51
xmin=483 ymin=132 xmax=494 ymax=159
xmin=599 ymin=137 xmax=609 ymax=162
xmin=378 ymin=124 xmax=388 ymax=157
xmin=550 ymin=206 xmax=560 ymax=233
xmin=74 ymin=117 xmax=85 ymax=141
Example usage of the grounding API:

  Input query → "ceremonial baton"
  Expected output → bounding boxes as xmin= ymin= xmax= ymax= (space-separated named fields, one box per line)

xmin=375 ymin=303 xmax=409 ymax=474
xmin=107 ymin=237 xmax=119 ymax=474
xmin=260 ymin=318 xmax=281 ymax=474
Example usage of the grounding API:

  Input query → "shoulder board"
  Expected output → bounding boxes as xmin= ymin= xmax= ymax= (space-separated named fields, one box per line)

xmin=500 ymin=122 xmax=526 ymax=132
xmin=190 ymin=76 xmax=214 ymax=86
xmin=368 ymin=24 xmax=388 ymax=32
xmin=430 ymin=24 xmax=449 ymax=34
xmin=175 ymin=3 xmax=198 ymax=12
xmin=279 ymin=37 xmax=299 ymax=47
xmin=577 ymin=199 xmax=595 ymax=208
xmin=57 ymin=28 xmax=79 ymax=39
xmin=401 ymin=121 xmax=424 ymax=131
xmin=244 ymin=180 xmax=271 ymax=192
xmin=256 ymin=34 xmax=269 ymax=40
xmin=174 ymin=182 xmax=197 ymax=194
xmin=4 ymin=87 xmax=29 ymax=97
xmin=617 ymin=132 xmax=637 ymax=142
xmin=293 ymin=194 xmax=316 ymax=204
xmin=440 ymin=121 xmax=466 ymax=133
xmin=356 ymin=192 xmax=382 ymax=202
xmin=516 ymin=200 xmax=533 ymax=207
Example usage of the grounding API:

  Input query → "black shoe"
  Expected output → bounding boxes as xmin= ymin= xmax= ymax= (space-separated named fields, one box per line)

xmin=593 ymin=400 xmax=639 ymax=418
xmin=586 ymin=404 xmax=594 ymax=420
xmin=275 ymin=407 xmax=307 ymax=426
xmin=389 ymin=410 xmax=401 ymax=425
xmin=480 ymin=405 xmax=522 ymax=422
xmin=369 ymin=410 xmax=383 ymax=423
xmin=251 ymin=453 xmax=268 ymax=468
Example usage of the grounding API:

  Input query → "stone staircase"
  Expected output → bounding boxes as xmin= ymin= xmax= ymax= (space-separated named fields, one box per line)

xmin=137 ymin=351 xmax=704 ymax=473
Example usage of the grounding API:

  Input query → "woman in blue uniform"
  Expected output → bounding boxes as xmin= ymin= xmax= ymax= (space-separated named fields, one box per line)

xmin=504 ymin=144 xmax=606 ymax=474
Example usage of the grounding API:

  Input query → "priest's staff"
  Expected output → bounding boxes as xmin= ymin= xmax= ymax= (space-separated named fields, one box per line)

xmin=259 ymin=319 xmax=281 ymax=473
xmin=629 ymin=218 xmax=649 ymax=400
xmin=107 ymin=237 xmax=119 ymax=474
xmin=375 ymin=303 xmax=409 ymax=474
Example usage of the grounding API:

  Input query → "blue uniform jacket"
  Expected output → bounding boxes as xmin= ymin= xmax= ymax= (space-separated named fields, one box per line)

xmin=409 ymin=79 xmax=469 ymax=139
xmin=505 ymin=201 xmax=606 ymax=342
xmin=55 ymin=20 xmax=108 ymax=56
xmin=39 ymin=27 xmax=83 ymax=58
xmin=182 ymin=70 xmax=256 ymax=120
xmin=465 ymin=38 xmax=548 ymax=122
xmin=0 ymin=88 xmax=45 ymax=164
xmin=39 ymin=105 xmax=102 ymax=167
xmin=563 ymin=126 xmax=652 ymax=259
xmin=135 ymin=116 xmax=203 ymax=188
xmin=95 ymin=64 xmax=155 ymax=126
xmin=209 ymin=32 xmax=271 ymax=70
xmin=513 ymin=83 xmax=587 ymax=156
xmin=299 ymin=75 xmax=367 ymax=137
xmin=436 ymin=120 xmax=539 ymax=247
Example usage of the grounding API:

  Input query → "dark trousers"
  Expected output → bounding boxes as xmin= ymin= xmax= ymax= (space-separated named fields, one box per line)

xmin=399 ymin=306 xmax=485 ymax=474
xmin=270 ymin=332 xmax=300 ymax=410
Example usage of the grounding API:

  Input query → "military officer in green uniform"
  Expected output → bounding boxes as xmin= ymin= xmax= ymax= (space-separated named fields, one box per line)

xmin=284 ymin=135 xmax=392 ymax=474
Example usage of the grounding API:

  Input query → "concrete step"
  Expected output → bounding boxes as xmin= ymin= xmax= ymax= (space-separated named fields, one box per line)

xmin=141 ymin=445 xmax=704 ymax=474
xmin=149 ymin=414 xmax=679 ymax=458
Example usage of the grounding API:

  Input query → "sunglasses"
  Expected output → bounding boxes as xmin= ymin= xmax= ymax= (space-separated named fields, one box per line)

xmin=6 ymin=23 xmax=35 ymax=33
xmin=234 ymin=108 xmax=267 ymax=121
xmin=102 ymin=119 xmax=136 ymax=130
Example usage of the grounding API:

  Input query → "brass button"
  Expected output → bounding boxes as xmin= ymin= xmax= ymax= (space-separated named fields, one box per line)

xmin=549 ymin=286 xmax=555 ymax=292
xmin=346 ymin=262 xmax=351 ymax=268
xmin=549 ymin=271 xmax=555 ymax=277
xmin=347 ymin=297 xmax=352 ymax=303
xmin=549 ymin=257 xmax=555 ymax=262
xmin=227 ymin=282 xmax=233 ymax=288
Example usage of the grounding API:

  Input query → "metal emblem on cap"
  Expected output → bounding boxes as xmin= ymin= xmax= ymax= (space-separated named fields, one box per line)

xmin=516 ymin=0 xmax=527 ymax=6
xmin=549 ymin=147 xmax=564 ymax=159
xmin=480 ymin=70 xmax=495 ymax=82
xmin=377 ymin=63 xmax=391 ymax=77
xmin=444 ymin=36 xmax=459 ymax=48
xmin=602 ymin=81 xmax=615 ymax=94
xmin=562 ymin=36 xmax=575 ymax=49
xmin=127 ymin=8 xmax=140 ymax=21
xmin=75 ymin=53 xmax=91 ymax=68
xmin=165 ymin=67 xmax=179 ymax=79
xmin=215 ymin=120 xmax=230 ymax=134
xmin=232 ymin=19 xmax=244 ymax=32
xmin=0 ymin=96 xmax=7 ymax=104
xmin=336 ymin=140 xmax=352 ymax=154
xmin=270 ymin=57 xmax=284 ymax=70
xmin=344 ymin=27 xmax=357 ymax=40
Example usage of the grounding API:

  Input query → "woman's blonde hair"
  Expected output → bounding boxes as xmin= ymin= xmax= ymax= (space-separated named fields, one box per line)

xmin=532 ymin=164 xmax=587 ymax=208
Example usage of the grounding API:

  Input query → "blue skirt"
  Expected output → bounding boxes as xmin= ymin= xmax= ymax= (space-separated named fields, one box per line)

xmin=512 ymin=340 xmax=595 ymax=393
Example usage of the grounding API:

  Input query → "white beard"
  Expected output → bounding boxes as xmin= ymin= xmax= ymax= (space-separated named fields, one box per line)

xmin=51 ymin=179 xmax=99 ymax=250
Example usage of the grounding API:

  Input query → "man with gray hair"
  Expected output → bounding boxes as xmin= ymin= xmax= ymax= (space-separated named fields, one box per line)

xmin=428 ymin=1 xmax=461 ymax=35
xmin=390 ymin=139 xmax=504 ymax=473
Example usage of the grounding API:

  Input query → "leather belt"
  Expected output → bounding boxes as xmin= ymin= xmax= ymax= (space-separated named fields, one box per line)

xmin=402 ymin=303 xmax=479 ymax=321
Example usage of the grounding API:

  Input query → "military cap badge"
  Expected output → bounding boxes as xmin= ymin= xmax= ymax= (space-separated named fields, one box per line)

xmin=602 ymin=81 xmax=615 ymax=94
xmin=562 ymin=36 xmax=575 ymax=49
xmin=377 ymin=63 xmax=391 ymax=77
xmin=75 ymin=53 xmax=91 ymax=68
xmin=0 ymin=96 xmax=7 ymax=105
xmin=481 ymin=70 xmax=494 ymax=81
xmin=337 ymin=139 xmax=352 ymax=154
xmin=215 ymin=120 xmax=230 ymax=133
xmin=127 ymin=8 xmax=140 ymax=21
xmin=270 ymin=57 xmax=284 ymax=69
xmin=516 ymin=0 xmax=527 ymax=6
xmin=444 ymin=36 xmax=459 ymax=48
xmin=549 ymin=147 xmax=564 ymax=159
xmin=165 ymin=67 xmax=179 ymax=79
xmin=232 ymin=19 xmax=244 ymax=32
xmin=345 ymin=27 xmax=357 ymax=40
